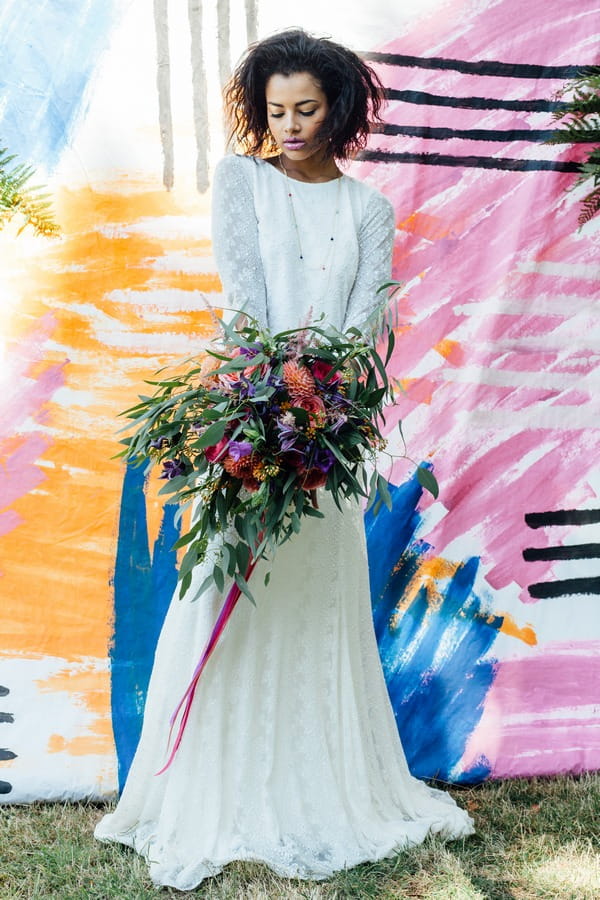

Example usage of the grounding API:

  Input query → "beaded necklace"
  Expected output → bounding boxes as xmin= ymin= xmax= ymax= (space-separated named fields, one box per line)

xmin=278 ymin=155 xmax=343 ymax=277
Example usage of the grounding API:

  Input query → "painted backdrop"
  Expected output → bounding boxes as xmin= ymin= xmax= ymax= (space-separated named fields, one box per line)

xmin=0 ymin=0 xmax=598 ymax=801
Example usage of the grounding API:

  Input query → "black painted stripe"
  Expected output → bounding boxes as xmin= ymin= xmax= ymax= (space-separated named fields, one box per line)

xmin=523 ymin=543 xmax=600 ymax=562
xmin=0 ymin=712 xmax=14 ymax=723
xmin=375 ymin=124 xmax=566 ymax=143
xmin=363 ymin=53 xmax=587 ymax=80
xmin=0 ymin=781 xmax=12 ymax=794
xmin=0 ymin=686 xmax=8 ymax=697
xmin=358 ymin=150 xmax=581 ymax=173
xmin=528 ymin=577 xmax=600 ymax=599
xmin=0 ymin=749 xmax=17 ymax=761
xmin=525 ymin=509 xmax=600 ymax=529
xmin=383 ymin=88 xmax=571 ymax=113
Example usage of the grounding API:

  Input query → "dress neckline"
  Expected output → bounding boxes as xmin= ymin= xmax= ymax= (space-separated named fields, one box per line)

xmin=255 ymin=155 xmax=346 ymax=187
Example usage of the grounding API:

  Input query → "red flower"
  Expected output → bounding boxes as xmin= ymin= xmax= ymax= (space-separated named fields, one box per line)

xmin=295 ymin=395 xmax=326 ymax=425
xmin=279 ymin=450 xmax=305 ymax=471
xmin=298 ymin=467 xmax=328 ymax=490
xmin=242 ymin=475 xmax=261 ymax=492
xmin=297 ymin=395 xmax=325 ymax=415
xmin=311 ymin=360 xmax=341 ymax=383
xmin=205 ymin=437 xmax=229 ymax=462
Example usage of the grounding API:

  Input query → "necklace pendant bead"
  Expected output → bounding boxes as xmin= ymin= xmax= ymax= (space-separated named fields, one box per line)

xmin=278 ymin=154 xmax=341 ymax=284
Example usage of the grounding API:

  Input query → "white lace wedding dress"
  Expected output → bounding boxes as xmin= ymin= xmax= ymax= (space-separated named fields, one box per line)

xmin=95 ymin=155 xmax=474 ymax=890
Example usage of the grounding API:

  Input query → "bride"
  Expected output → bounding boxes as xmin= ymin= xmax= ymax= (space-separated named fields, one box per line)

xmin=95 ymin=28 xmax=474 ymax=891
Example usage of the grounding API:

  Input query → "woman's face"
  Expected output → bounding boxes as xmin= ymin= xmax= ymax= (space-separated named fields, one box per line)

xmin=265 ymin=71 xmax=329 ymax=161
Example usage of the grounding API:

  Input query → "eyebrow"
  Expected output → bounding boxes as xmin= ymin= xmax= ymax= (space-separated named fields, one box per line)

xmin=266 ymin=99 xmax=320 ymax=108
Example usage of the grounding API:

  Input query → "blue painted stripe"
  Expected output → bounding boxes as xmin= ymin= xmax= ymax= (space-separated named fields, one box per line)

xmin=366 ymin=474 xmax=497 ymax=783
xmin=0 ymin=1 xmax=121 ymax=169
xmin=110 ymin=464 xmax=179 ymax=791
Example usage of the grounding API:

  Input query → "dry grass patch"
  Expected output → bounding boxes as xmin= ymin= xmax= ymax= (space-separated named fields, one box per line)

xmin=0 ymin=774 xmax=598 ymax=898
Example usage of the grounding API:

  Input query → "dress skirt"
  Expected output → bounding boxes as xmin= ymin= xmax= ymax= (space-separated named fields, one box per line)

xmin=95 ymin=493 xmax=474 ymax=890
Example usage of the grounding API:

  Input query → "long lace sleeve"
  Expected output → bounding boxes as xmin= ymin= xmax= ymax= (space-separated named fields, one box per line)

xmin=343 ymin=191 xmax=395 ymax=333
xmin=211 ymin=156 xmax=269 ymax=327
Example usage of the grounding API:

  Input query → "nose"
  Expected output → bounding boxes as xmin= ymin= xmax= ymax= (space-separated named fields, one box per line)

xmin=284 ymin=113 xmax=300 ymax=134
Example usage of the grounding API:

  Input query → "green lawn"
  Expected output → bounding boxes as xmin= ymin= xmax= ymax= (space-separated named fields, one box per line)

xmin=1 ymin=774 xmax=599 ymax=898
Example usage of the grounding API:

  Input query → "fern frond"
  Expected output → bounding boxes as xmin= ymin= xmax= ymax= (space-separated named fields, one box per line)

xmin=578 ymin=185 xmax=600 ymax=226
xmin=0 ymin=145 xmax=59 ymax=237
xmin=549 ymin=68 xmax=600 ymax=227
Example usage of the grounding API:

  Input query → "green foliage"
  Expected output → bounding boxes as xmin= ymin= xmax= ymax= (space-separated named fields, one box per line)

xmin=550 ymin=68 xmax=600 ymax=227
xmin=0 ymin=145 xmax=59 ymax=237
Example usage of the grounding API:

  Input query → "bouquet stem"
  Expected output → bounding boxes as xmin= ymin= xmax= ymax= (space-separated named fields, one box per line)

xmin=156 ymin=554 xmax=259 ymax=775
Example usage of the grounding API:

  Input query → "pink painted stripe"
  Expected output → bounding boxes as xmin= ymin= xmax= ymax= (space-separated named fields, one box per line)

xmin=462 ymin=642 xmax=600 ymax=777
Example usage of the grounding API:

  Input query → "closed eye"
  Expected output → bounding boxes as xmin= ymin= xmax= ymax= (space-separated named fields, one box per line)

xmin=268 ymin=109 xmax=319 ymax=119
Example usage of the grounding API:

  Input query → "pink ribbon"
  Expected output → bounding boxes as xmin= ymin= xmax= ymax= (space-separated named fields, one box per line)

xmin=156 ymin=555 xmax=258 ymax=775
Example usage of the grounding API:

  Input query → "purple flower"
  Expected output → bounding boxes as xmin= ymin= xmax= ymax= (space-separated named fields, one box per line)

xmin=314 ymin=448 xmax=335 ymax=473
xmin=150 ymin=432 xmax=181 ymax=449
xmin=232 ymin=375 xmax=256 ymax=399
xmin=277 ymin=416 xmax=299 ymax=452
xmin=160 ymin=458 xmax=188 ymax=479
xmin=328 ymin=390 xmax=349 ymax=407
xmin=239 ymin=342 xmax=264 ymax=359
xmin=267 ymin=373 xmax=284 ymax=389
xmin=329 ymin=413 xmax=347 ymax=435
xmin=228 ymin=440 xmax=253 ymax=460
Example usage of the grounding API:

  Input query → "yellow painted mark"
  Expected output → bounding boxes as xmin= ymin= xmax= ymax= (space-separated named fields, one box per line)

xmin=391 ymin=558 xmax=460 ymax=627
xmin=434 ymin=338 xmax=464 ymax=365
xmin=47 ymin=725 xmax=113 ymax=757
xmin=398 ymin=211 xmax=452 ymax=241
xmin=38 ymin=664 xmax=114 ymax=757
xmin=498 ymin=612 xmax=538 ymax=646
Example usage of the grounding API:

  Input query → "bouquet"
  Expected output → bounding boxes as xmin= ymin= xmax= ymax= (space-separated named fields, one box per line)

xmin=119 ymin=308 xmax=438 ymax=770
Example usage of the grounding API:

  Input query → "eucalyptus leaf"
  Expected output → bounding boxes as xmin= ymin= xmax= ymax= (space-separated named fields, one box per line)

xmin=192 ymin=571 xmax=215 ymax=600
xmin=416 ymin=465 xmax=440 ymax=499
xmin=194 ymin=420 xmax=227 ymax=449
xmin=236 ymin=541 xmax=251 ymax=574
xmin=377 ymin=474 xmax=393 ymax=511
xmin=180 ymin=570 xmax=193 ymax=599
xmin=235 ymin=572 xmax=256 ymax=606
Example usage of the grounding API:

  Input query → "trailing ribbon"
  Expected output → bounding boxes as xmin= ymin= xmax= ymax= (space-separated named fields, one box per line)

xmin=156 ymin=554 xmax=259 ymax=775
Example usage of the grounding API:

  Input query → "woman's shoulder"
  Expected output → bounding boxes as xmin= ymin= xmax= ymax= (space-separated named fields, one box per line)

xmin=214 ymin=153 xmax=251 ymax=177
xmin=213 ymin=155 xmax=278 ymax=199
xmin=344 ymin=174 xmax=394 ymax=223
xmin=214 ymin=153 xmax=268 ymax=180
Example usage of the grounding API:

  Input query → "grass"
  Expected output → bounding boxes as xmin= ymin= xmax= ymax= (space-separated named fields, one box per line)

xmin=1 ymin=774 xmax=599 ymax=898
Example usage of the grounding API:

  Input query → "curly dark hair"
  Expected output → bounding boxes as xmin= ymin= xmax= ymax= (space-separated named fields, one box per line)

xmin=224 ymin=29 xmax=384 ymax=160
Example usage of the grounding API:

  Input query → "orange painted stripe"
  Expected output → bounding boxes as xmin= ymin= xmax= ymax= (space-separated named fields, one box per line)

xmin=2 ymin=179 xmax=219 ymax=662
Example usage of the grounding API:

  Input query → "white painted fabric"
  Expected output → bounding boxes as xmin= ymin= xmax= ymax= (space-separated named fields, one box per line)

xmin=94 ymin=154 xmax=474 ymax=890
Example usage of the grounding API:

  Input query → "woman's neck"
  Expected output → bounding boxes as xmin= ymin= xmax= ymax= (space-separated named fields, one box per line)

xmin=277 ymin=150 xmax=341 ymax=183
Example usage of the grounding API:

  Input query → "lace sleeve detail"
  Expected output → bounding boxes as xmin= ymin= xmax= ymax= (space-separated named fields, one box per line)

xmin=211 ymin=156 xmax=269 ymax=327
xmin=343 ymin=191 xmax=395 ymax=333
